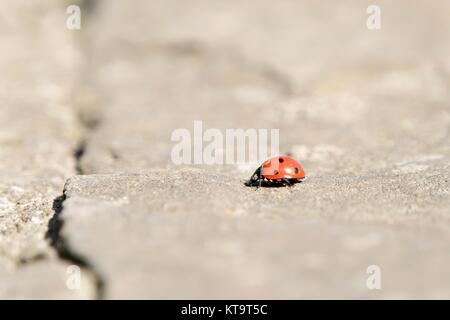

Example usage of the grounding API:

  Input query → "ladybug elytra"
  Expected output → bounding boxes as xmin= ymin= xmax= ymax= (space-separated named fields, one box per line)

xmin=245 ymin=156 xmax=305 ymax=187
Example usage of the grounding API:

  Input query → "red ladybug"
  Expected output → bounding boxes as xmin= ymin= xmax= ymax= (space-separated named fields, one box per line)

xmin=246 ymin=156 xmax=305 ymax=187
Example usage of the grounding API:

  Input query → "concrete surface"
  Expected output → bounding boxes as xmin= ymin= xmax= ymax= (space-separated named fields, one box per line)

xmin=61 ymin=172 xmax=450 ymax=299
xmin=0 ymin=0 xmax=92 ymax=299
xmin=0 ymin=0 xmax=449 ymax=299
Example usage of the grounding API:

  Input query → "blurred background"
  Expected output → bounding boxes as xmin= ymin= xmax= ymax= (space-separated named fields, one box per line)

xmin=0 ymin=0 xmax=449 ymax=299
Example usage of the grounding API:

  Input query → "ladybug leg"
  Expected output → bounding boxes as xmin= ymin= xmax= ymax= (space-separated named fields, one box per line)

xmin=282 ymin=178 xmax=293 ymax=186
xmin=245 ymin=166 xmax=263 ymax=187
xmin=245 ymin=178 xmax=259 ymax=187
xmin=251 ymin=167 xmax=261 ymax=181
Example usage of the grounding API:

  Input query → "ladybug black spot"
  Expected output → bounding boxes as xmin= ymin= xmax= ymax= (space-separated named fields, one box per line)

xmin=294 ymin=167 xmax=299 ymax=174
xmin=278 ymin=158 xmax=284 ymax=163
xmin=274 ymin=170 xmax=279 ymax=175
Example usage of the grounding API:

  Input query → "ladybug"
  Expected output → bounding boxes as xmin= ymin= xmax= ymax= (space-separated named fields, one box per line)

xmin=245 ymin=155 xmax=305 ymax=187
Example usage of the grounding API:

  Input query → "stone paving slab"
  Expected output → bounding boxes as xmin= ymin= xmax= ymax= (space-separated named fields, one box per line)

xmin=1 ymin=0 xmax=449 ymax=299
xmin=0 ymin=0 xmax=81 ymax=264
xmin=0 ymin=1 xmax=93 ymax=298
xmin=61 ymin=171 xmax=450 ymax=299
xmin=79 ymin=0 xmax=450 ymax=174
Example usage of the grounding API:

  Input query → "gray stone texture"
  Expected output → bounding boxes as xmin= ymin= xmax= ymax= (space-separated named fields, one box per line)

xmin=0 ymin=0 xmax=91 ymax=298
xmin=0 ymin=0 xmax=449 ymax=299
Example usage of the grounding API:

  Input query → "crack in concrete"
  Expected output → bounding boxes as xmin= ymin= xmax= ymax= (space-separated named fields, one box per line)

xmin=74 ymin=142 xmax=86 ymax=175
xmin=46 ymin=194 xmax=105 ymax=299
xmin=44 ymin=103 xmax=103 ymax=297
xmin=41 ymin=0 xmax=104 ymax=298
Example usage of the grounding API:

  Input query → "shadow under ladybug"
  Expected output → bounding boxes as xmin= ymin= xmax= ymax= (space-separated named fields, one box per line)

xmin=244 ymin=156 xmax=306 ymax=188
